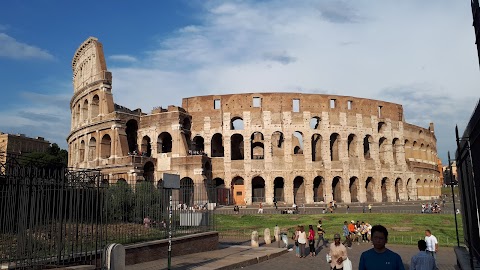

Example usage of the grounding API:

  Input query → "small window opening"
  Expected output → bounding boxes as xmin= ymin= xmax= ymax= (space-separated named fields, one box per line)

xmin=253 ymin=97 xmax=261 ymax=108
xmin=347 ymin=100 xmax=352 ymax=110
xmin=378 ymin=106 xmax=383 ymax=118
xmin=330 ymin=99 xmax=336 ymax=109
xmin=293 ymin=99 xmax=300 ymax=112
xmin=214 ymin=99 xmax=221 ymax=110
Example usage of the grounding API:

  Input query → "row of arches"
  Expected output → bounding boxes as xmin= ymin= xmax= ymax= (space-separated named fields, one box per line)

xmin=72 ymin=94 xmax=100 ymax=127
xmin=212 ymin=175 xmax=438 ymax=204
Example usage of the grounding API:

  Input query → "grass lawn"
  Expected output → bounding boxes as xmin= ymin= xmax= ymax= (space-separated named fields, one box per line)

xmin=215 ymin=213 xmax=463 ymax=246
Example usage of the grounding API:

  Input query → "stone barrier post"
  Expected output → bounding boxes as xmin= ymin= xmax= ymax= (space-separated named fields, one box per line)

xmin=251 ymin=231 xmax=259 ymax=247
xmin=264 ymin=228 xmax=271 ymax=245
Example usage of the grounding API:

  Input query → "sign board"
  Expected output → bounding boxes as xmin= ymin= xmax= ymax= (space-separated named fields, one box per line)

xmin=163 ymin=173 xmax=180 ymax=189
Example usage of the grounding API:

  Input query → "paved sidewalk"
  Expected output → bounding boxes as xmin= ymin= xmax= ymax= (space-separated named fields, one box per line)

xmin=126 ymin=239 xmax=459 ymax=270
xmin=125 ymin=244 xmax=287 ymax=270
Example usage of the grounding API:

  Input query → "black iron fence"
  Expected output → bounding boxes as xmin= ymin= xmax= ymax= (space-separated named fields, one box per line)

xmin=455 ymin=98 xmax=480 ymax=266
xmin=0 ymin=153 xmax=216 ymax=269
xmin=101 ymin=174 xmax=216 ymax=246
xmin=0 ymin=153 xmax=106 ymax=269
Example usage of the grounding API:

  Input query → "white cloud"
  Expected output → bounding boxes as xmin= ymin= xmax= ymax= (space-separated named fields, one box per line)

xmin=109 ymin=54 xmax=138 ymax=63
xmin=98 ymin=1 xmax=480 ymax=162
xmin=0 ymin=33 xmax=54 ymax=60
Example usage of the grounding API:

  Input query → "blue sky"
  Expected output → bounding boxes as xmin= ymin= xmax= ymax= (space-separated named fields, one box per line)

xmin=1 ymin=0 xmax=479 ymax=164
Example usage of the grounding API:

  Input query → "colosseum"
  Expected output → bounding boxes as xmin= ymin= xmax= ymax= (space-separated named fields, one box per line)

xmin=67 ymin=37 xmax=441 ymax=206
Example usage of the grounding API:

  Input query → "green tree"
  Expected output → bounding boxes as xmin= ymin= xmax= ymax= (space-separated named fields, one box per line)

xmin=20 ymin=143 xmax=68 ymax=168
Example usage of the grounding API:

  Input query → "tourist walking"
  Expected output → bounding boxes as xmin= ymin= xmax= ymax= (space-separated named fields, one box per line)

xmin=410 ymin=240 xmax=436 ymax=270
xmin=329 ymin=233 xmax=348 ymax=270
xmin=293 ymin=226 xmax=300 ymax=257
xmin=258 ymin=202 xmax=263 ymax=214
xmin=297 ymin=225 xmax=307 ymax=258
xmin=358 ymin=225 xmax=405 ymax=270
xmin=425 ymin=229 xmax=438 ymax=267
xmin=308 ymin=225 xmax=315 ymax=256
xmin=316 ymin=219 xmax=326 ymax=248
xmin=342 ymin=221 xmax=351 ymax=248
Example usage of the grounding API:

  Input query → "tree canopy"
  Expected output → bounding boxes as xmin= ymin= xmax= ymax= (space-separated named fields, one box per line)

xmin=20 ymin=143 xmax=68 ymax=168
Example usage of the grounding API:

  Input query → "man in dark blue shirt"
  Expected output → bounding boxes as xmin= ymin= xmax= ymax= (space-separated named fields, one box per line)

xmin=359 ymin=225 xmax=405 ymax=270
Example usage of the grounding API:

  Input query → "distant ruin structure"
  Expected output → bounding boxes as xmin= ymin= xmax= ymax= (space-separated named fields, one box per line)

xmin=67 ymin=37 xmax=441 ymax=206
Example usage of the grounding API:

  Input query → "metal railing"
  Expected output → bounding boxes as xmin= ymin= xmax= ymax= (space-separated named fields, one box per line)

xmin=455 ymin=97 xmax=480 ymax=266
xmin=0 ymin=153 xmax=217 ymax=269
xmin=0 ymin=153 xmax=106 ymax=269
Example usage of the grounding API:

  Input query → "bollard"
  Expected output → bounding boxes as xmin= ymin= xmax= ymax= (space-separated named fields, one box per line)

xmin=264 ymin=228 xmax=271 ymax=245
xmin=251 ymin=231 xmax=259 ymax=247
xmin=105 ymin=243 xmax=125 ymax=270
xmin=274 ymin=225 xmax=280 ymax=247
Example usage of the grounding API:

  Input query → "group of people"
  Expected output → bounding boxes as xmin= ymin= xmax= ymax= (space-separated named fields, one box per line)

xmin=342 ymin=220 xmax=372 ymax=247
xmin=292 ymin=220 xmax=327 ymax=258
xmin=290 ymin=220 xmax=439 ymax=270
xmin=421 ymin=202 xmax=442 ymax=214
xmin=327 ymin=225 xmax=439 ymax=270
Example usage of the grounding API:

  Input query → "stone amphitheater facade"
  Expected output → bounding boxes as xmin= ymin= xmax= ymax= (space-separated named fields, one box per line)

xmin=67 ymin=37 xmax=441 ymax=206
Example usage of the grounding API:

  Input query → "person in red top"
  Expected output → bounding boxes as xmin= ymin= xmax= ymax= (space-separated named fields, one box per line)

xmin=308 ymin=225 xmax=316 ymax=257
xmin=348 ymin=220 xmax=356 ymax=243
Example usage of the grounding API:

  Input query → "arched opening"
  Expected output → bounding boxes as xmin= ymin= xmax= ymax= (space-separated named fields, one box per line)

xmin=421 ymin=143 xmax=426 ymax=161
xmin=392 ymin=138 xmax=400 ymax=164
xmin=429 ymin=179 xmax=434 ymax=196
xmin=395 ymin=178 xmax=403 ymax=201
xmin=404 ymin=139 xmax=411 ymax=160
xmin=413 ymin=141 xmax=419 ymax=159
xmin=274 ymin=177 xmax=284 ymax=202
xmin=251 ymin=132 xmax=264 ymax=159
xmin=126 ymin=119 xmax=138 ymax=153
xmin=406 ymin=178 xmax=413 ymax=200
xmin=252 ymin=176 xmax=265 ymax=202
xmin=230 ymin=117 xmax=244 ymax=130
xmin=379 ymin=137 xmax=387 ymax=164
xmin=192 ymin=135 xmax=205 ymax=153
xmin=310 ymin=117 xmax=321 ymax=129
xmin=363 ymin=135 xmax=372 ymax=159
xmin=293 ymin=176 xmax=305 ymax=204
xmin=79 ymin=140 xmax=85 ymax=162
xmin=381 ymin=177 xmax=389 ymax=202
xmin=293 ymin=131 xmax=303 ymax=154
xmin=82 ymin=99 xmax=89 ymax=122
xmin=231 ymin=134 xmax=244 ymax=160
xmin=332 ymin=176 xmax=342 ymax=202
xmin=143 ymin=161 xmax=154 ymax=181
xmin=211 ymin=133 xmax=224 ymax=157
xmin=271 ymin=131 xmax=284 ymax=156
xmin=330 ymin=133 xmax=340 ymax=161
xmin=100 ymin=134 xmax=112 ymax=158
xmin=349 ymin=177 xmax=359 ymax=202
xmin=311 ymin=134 xmax=322 ymax=162
xmin=365 ymin=177 xmax=375 ymax=202
xmin=348 ymin=134 xmax=358 ymax=158
xmin=378 ymin=121 xmax=386 ymax=133
xmin=141 ymin=136 xmax=151 ymax=157
xmin=313 ymin=176 xmax=324 ymax=202
xmin=231 ymin=176 xmax=245 ymax=205
xmin=180 ymin=178 xmax=194 ymax=206
xmin=214 ymin=178 xmax=228 ymax=205
xmin=157 ymin=132 xmax=173 ymax=153
xmin=424 ymin=179 xmax=428 ymax=197
xmin=75 ymin=104 xmax=80 ymax=126
xmin=91 ymin=95 xmax=99 ymax=117
xmin=88 ymin=137 xmax=96 ymax=161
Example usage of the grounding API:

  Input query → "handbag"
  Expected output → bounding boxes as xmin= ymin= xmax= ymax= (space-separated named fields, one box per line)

xmin=295 ymin=240 xmax=299 ymax=246
xmin=343 ymin=257 xmax=352 ymax=270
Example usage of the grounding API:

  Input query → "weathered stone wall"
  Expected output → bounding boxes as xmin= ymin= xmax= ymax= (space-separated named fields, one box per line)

xmin=67 ymin=37 xmax=441 ymax=204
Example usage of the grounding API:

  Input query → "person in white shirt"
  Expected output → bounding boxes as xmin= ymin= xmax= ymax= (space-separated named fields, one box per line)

xmin=424 ymin=230 xmax=438 ymax=267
